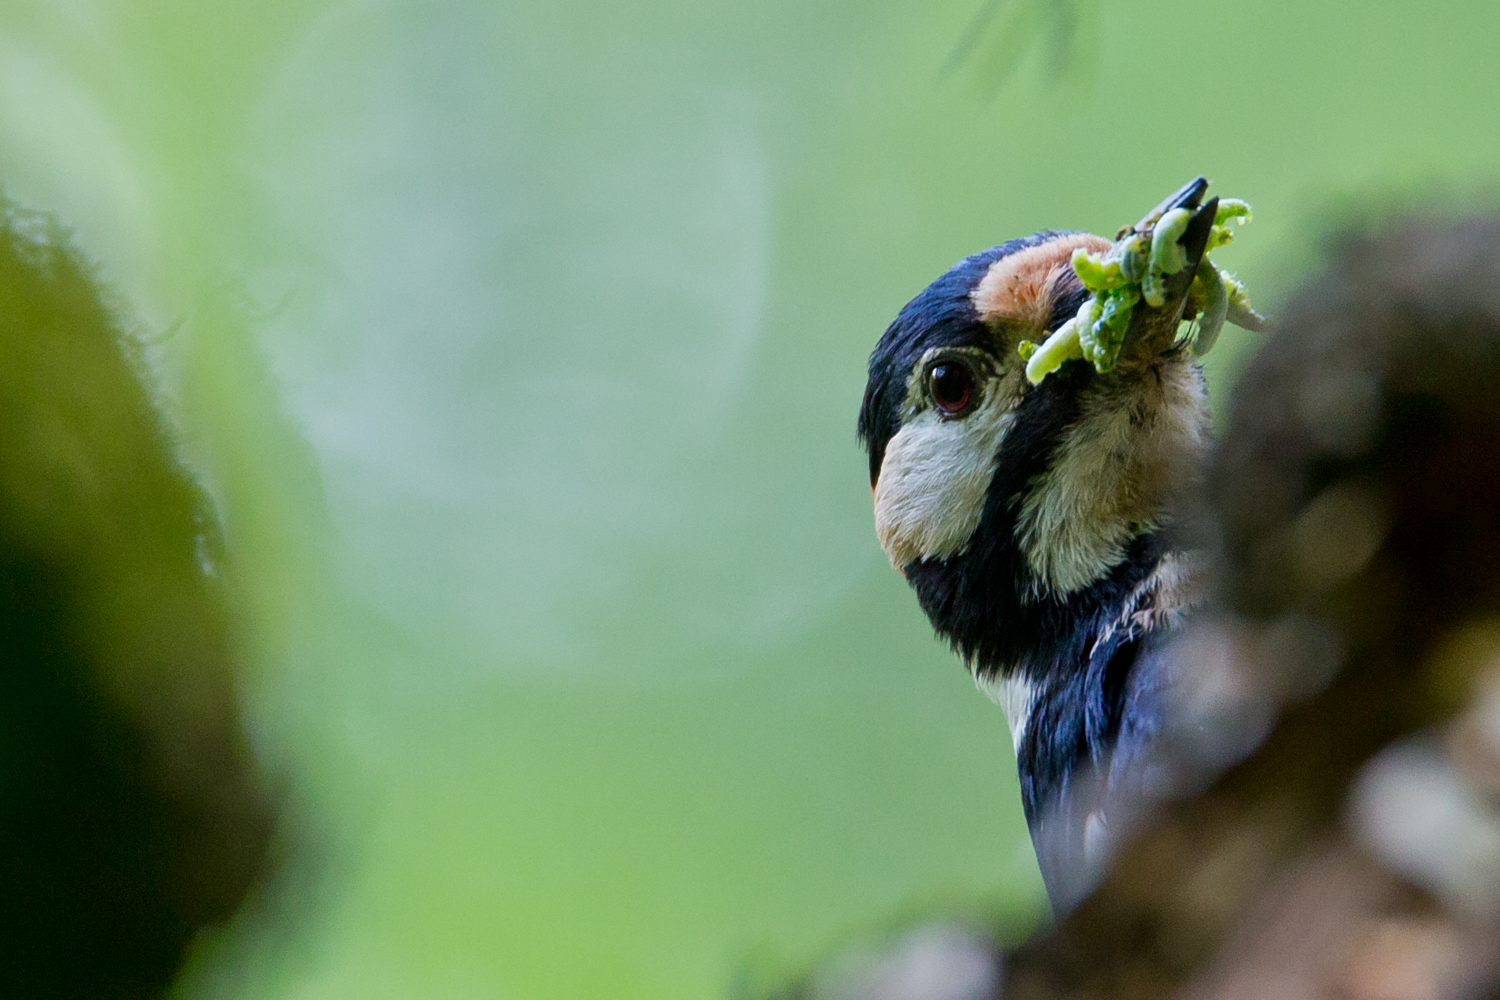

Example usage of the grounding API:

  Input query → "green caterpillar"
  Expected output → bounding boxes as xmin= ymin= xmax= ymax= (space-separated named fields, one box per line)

xmin=1021 ymin=194 xmax=1262 ymax=385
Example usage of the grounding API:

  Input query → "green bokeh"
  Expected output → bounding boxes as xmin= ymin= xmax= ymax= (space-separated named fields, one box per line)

xmin=0 ymin=1 xmax=1496 ymax=997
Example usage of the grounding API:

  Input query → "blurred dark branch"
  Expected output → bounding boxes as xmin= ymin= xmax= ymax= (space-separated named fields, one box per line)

xmin=1010 ymin=215 xmax=1500 ymax=1000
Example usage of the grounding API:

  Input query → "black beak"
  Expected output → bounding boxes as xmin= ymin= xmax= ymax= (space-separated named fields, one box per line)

xmin=1136 ymin=175 xmax=1209 ymax=230
xmin=1166 ymin=195 xmax=1218 ymax=302
xmin=1121 ymin=178 xmax=1220 ymax=362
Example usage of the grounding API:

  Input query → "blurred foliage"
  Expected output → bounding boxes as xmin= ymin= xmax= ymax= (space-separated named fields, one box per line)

xmin=946 ymin=0 xmax=1098 ymax=93
xmin=0 ymin=198 xmax=272 ymax=996
xmin=0 ymin=1 xmax=1496 ymax=999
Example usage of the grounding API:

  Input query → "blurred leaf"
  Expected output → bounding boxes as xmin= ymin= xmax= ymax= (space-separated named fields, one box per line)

xmin=946 ymin=0 xmax=1098 ymax=94
xmin=0 ymin=195 xmax=274 ymax=999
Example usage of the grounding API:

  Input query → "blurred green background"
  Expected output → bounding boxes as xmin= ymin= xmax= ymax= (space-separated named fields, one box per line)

xmin=0 ymin=1 xmax=1497 ymax=997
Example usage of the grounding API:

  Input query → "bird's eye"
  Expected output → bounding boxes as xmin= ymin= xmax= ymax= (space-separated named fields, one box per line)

xmin=929 ymin=361 xmax=976 ymax=416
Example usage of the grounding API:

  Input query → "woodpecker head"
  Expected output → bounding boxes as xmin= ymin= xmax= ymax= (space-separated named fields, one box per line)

xmin=861 ymin=230 xmax=1108 ymax=575
xmin=858 ymin=225 xmax=1210 ymax=673
xmin=857 ymin=184 xmax=1223 ymax=909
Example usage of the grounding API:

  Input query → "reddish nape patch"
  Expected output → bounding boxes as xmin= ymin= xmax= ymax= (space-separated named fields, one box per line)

xmin=971 ymin=233 xmax=1111 ymax=329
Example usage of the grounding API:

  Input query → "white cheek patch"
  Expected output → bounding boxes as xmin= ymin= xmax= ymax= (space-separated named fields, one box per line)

xmin=873 ymin=392 xmax=1014 ymax=568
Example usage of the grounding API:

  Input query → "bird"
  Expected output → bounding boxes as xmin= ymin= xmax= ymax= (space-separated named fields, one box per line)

xmin=857 ymin=179 xmax=1225 ymax=913
xmin=776 ymin=206 xmax=1500 ymax=1000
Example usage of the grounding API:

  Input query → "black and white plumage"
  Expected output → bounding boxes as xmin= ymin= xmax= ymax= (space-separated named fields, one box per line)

xmin=858 ymin=186 xmax=1217 ymax=912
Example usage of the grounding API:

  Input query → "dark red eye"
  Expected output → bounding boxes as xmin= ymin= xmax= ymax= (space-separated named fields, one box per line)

xmin=929 ymin=361 xmax=975 ymax=415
